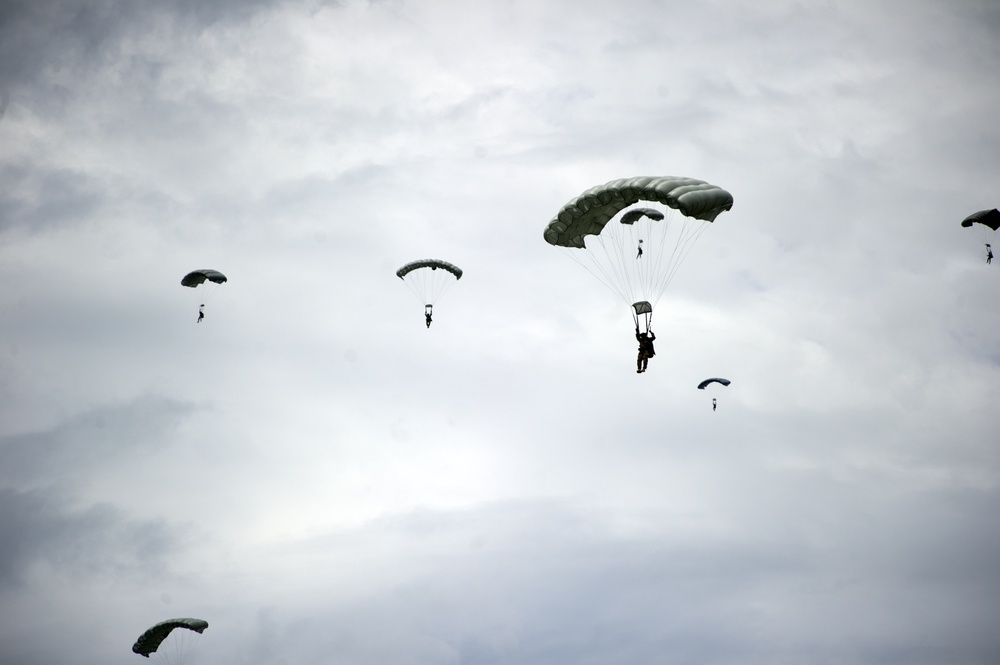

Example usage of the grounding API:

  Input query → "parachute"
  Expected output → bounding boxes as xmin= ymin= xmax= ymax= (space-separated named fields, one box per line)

xmin=544 ymin=176 xmax=733 ymax=331
xmin=697 ymin=377 xmax=731 ymax=390
xmin=698 ymin=377 xmax=730 ymax=411
xmin=620 ymin=208 xmax=664 ymax=225
xmin=181 ymin=270 xmax=227 ymax=287
xmin=132 ymin=618 xmax=208 ymax=658
xmin=396 ymin=259 xmax=463 ymax=328
xmin=960 ymin=209 xmax=1000 ymax=231
xmin=181 ymin=270 xmax=226 ymax=321
xmin=960 ymin=209 xmax=998 ymax=264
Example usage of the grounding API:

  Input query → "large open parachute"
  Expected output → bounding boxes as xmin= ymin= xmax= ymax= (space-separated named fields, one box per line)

xmin=544 ymin=176 xmax=733 ymax=330
xmin=181 ymin=270 xmax=227 ymax=287
xmin=960 ymin=208 xmax=1000 ymax=231
xmin=396 ymin=259 xmax=463 ymax=327
xmin=132 ymin=618 xmax=208 ymax=658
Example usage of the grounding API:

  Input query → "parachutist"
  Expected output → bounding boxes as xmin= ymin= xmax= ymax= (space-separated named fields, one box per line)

xmin=397 ymin=260 xmax=462 ymax=328
xmin=635 ymin=327 xmax=655 ymax=373
xmin=636 ymin=239 xmax=643 ymax=259
xmin=712 ymin=398 xmax=717 ymax=412
xmin=182 ymin=269 xmax=226 ymax=322
xmin=987 ymin=243 xmax=993 ymax=265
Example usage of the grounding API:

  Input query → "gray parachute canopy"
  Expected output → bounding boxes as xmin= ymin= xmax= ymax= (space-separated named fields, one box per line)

xmin=697 ymin=378 xmax=731 ymax=390
xmin=960 ymin=208 xmax=1000 ymax=231
xmin=395 ymin=259 xmax=463 ymax=280
xmin=544 ymin=176 xmax=733 ymax=248
xmin=132 ymin=618 xmax=208 ymax=657
xmin=620 ymin=207 xmax=664 ymax=225
xmin=181 ymin=269 xmax=227 ymax=287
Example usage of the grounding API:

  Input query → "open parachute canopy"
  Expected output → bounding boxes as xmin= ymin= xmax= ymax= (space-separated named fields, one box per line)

xmin=544 ymin=176 xmax=733 ymax=249
xmin=396 ymin=259 xmax=463 ymax=324
xmin=620 ymin=207 xmax=665 ymax=225
xmin=181 ymin=269 xmax=227 ymax=288
xmin=697 ymin=377 xmax=731 ymax=390
xmin=395 ymin=259 xmax=463 ymax=280
xmin=960 ymin=208 xmax=1000 ymax=231
xmin=544 ymin=176 xmax=733 ymax=330
xmin=132 ymin=618 xmax=208 ymax=657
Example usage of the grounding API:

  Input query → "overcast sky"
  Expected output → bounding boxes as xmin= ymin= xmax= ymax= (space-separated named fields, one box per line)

xmin=1 ymin=1 xmax=999 ymax=664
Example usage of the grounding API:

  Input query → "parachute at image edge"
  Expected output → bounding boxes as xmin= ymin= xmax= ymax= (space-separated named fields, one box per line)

xmin=132 ymin=618 xmax=208 ymax=658
xmin=960 ymin=209 xmax=998 ymax=264
xmin=544 ymin=176 xmax=733 ymax=333
xmin=181 ymin=269 xmax=227 ymax=287
xmin=396 ymin=259 xmax=463 ymax=328
xmin=960 ymin=208 xmax=1000 ymax=231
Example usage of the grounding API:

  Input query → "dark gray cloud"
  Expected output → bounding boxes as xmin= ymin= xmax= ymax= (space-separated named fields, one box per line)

xmin=0 ymin=163 xmax=107 ymax=234
xmin=0 ymin=487 xmax=181 ymax=590
xmin=0 ymin=395 xmax=197 ymax=489
xmin=0 ymin=0 xmax=282 ymax=88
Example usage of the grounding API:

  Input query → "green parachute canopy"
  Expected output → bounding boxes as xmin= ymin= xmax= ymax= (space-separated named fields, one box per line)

xmin=544 ymin=176 xmax=733 ymax=330
xmin=396 ymin=259 xmax=463 ymax=323
xmin=395 ymin=259 xmax=463 ymax=280
xmin=181 ymin=270 xmax=227 ymax=287
xmin=544 ymin=176 xmax=733 ymax=249
xmin=132 ymin=618 xmax=208 ymax=658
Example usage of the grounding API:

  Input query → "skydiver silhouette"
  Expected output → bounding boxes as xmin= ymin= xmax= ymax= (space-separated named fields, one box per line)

xmin=635 ymin=327 xmax=656 ymax=373
xmin=197 ymin=304 xmax=205 ymax=323
xmin=987 ymin=243 xmax=993 ymax=265
xmin=712 ymin=398 xmax=717 ymax=412
xmin=636 ymin=238 xmax=643 ymax=259
xmin=425 ymin=304 xmax=433 ymax=328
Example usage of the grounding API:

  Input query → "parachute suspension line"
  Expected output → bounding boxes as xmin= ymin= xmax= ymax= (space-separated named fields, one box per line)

xmin=632 ymin=307 xmax=653 ymax=334
xmin=599 ymin=225 xmax=640 ymax=303
xmin=399 ymin=265 xmax=459 ymax=316
xmin=202 ymin=282 xmax=222 ymax=306
xmin=562 ymin=247 xmax=629 ymax=304
xmin=649 ymin=217 xmax=710 ymax=312
xmin=562 ymin=226 xmax=636 ymax=305
xmin=558 ymin=209 xmax=710 ymax=320
xmin=159 ymin=626 xmax=198 ymax=665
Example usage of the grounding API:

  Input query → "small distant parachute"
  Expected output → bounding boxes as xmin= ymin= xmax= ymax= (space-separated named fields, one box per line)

xmin=181 ymin=270 xmax=227 ymax=287
xmin=620 ymin=208 xmax=665 ymax=225
xmin=960 ymin=209 xmax=998 ymax=264
xmin=132 ymin=618 xmax=208 ymax=658
xmin=960 ymin=209 xmax=1000 ymax=231
xmin=697 ymin=377 xmax=731 ymax=390
xmin=396 ymin=259 xmax=463 ymax=281
xmin=544 ymin=176 xmax=733 ymax=332
xmin=396 ymin=259 xmax=463 ymax=328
